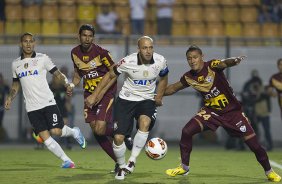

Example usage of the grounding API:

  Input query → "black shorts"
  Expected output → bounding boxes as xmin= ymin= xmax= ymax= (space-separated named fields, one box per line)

xmin=114 ymin=97 xmax=157 ymax=136
xmin=27 ymin=105 xmax=64 ymax=134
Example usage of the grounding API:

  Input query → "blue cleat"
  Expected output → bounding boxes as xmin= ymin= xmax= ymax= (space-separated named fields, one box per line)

xmin=61 ymin=160 xmax=75 ymax=168
xmin=73 ymin=127 xmax=87 ymax=149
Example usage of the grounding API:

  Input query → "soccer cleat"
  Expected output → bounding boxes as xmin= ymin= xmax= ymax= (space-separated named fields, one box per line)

xmin=166 ymin=165 xmax=189 ymax=177
xmin=32 ymin=132 xmax=43 ymax=144
xmin=115 ymin=168 xmax=126 ymax=180
xmin=124 ymin=161 xmax=135 ymax=174
xmin=73 ymin=127 xmax=87 ymax=149
xmin=124 ymin=136 xmax=133 ymax=150
xmin=110 ymin=163 xmax=120 ymax=174
xmin=266 ymin=170 xmax=281 ymax=182
xmin=61 ymin=160 xmax=75 ymax=169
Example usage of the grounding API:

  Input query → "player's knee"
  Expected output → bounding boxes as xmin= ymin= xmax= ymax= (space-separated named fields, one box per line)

xmin=93 ymin=126 xmax=106 ymax=136
xmin=138 ymin=120 xmax=150 ymax=132
xmin=114 ymin=134 xmax=125 ymax=145
xmin=50 ymin=128 xmax=62 ymax=136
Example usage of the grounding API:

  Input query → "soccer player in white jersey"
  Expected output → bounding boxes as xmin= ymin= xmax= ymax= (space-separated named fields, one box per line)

xmin=4 ymin=32 xmax=87 ymax=168
xmin=86 ymin=36 xmax=169 ymax=180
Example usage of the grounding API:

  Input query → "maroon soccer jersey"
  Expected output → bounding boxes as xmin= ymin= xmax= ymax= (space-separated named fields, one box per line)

xmin=180 ymin=60 xmax=241 ymax=114
xmin=71 ymin=43 xmax=117 ymax=96
xmin=269 ymin=72 xmax=282 ymax=109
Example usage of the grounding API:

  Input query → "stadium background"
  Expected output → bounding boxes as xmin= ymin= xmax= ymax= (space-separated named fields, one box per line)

xmin=0 ymin=0 xmax=282 ymax=146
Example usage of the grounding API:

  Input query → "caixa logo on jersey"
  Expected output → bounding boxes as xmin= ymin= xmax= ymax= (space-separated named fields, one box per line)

xmin=133 ymin=79 xmax=155 ymax=86
xmin=17 ymin=70 xmax=39 ymax=78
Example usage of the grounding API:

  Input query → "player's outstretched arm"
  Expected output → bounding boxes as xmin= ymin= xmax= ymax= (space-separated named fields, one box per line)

xmin=155 ymin=75 xmax=168 ymax=106
xmin=217 ymin=56 xmax=247 ymax=69
xmin=85 ymin=67 xmax=118 ymax=108
xmin=164 ymin=81 xmax=186 ymax=96
xmin=4 ymin=81 xmax=20 ymax=110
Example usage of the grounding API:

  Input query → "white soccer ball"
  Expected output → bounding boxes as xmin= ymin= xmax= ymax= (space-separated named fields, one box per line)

xmin=145 ymin=137 xmax=168 ymax=160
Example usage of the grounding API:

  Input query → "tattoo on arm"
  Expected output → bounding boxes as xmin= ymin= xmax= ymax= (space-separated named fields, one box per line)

xmin=8 ymin=82 xmax=20 ymax=100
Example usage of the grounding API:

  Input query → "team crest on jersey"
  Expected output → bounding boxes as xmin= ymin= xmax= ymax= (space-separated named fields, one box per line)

xmin=143 ymin=70 xmax=149 ymax=77
xmin=197 ymin=76 xmax=204 ymax=82
xmin=24 ymin=63 xmax=28 ymax=69
xmin=239 ymin=125 xmax=246 ymax=132
xmin=206 ymin=76 xmax=213 ymax=83
xmin=83 ymin=56 xmax=89 ymax=61
xmin=90 ymin=61 xmax=96 ymax=68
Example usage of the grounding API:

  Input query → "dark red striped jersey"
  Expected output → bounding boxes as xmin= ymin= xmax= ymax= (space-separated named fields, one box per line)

xmin=71 ymin=43 xmax=116 ymax=95
xmin=180 ymin=60 xmax=241 ymax=114
xmin=269 ymin=72 xmax=282 ymax=108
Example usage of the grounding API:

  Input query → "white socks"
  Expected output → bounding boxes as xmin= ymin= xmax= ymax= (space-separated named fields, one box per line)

xmin=113 ymin=141 xmax=126 ymax=168
xmin=61 ymin=125 xmax=75 ymax=137
xmin=44 ymin=136 xmax=71 ymax=162
xmin=128 ymin=130 xmax=149 ymax=163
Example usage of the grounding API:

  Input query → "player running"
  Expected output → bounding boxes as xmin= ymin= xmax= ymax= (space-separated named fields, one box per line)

xmin=164 ymin=45 xmax=281 ymax=182
xmin=4 ymin=32 xmax=86 ymax=168
xmin=88 ymin=36 xmax=169 ymax=180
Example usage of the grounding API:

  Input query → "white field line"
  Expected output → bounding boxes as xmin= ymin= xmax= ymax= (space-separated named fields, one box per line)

xmin=270 ymin=160 xmax=282 ymax=170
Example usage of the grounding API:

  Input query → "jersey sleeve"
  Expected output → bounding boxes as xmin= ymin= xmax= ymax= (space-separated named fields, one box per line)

xmin=114 ymin=58 xmax=127 ymax=75
xmin=12 ymin=62 xmax=18 ymax=79
xmin=180 ymin=73 xmax=190 ymax=87
xmin=44 ymin=54 xmax=56 ymax=71
xmin=209 ymin=59 xmax=224 ymax=72
xmin=101 ymin=50 xmax=115 ymax=68
xmin=159 ymin=57 xmax=169 ymax=77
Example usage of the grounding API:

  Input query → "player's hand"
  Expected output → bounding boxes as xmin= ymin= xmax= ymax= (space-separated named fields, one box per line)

xmin=234 ymin=56 xmax=247 ymax=65
xmin=4 ymin=98 xmax=12 ymax=110
xmin=85 ymin=94 xmax=98 ymax=108
xmin=66 ymin=83 xmax=74 ymax=96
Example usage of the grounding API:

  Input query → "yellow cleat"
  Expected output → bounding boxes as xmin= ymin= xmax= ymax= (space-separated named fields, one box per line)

xmin=267 ymin=171 xmax=281 ymax=182
xmin=166 ymin=166 xmax=189 ymax=177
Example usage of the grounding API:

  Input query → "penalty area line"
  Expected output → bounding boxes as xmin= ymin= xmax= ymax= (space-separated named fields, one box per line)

xmin=270 ymin=160 xmax=282 ymax=170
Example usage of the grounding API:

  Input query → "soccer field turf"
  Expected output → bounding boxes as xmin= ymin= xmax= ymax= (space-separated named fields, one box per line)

xmin=0 ymin=145 xmax=281 ymax=184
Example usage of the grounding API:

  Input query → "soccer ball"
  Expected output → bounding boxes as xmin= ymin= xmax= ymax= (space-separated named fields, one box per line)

xmin=145 ymin=137 xmax=167 ymax=160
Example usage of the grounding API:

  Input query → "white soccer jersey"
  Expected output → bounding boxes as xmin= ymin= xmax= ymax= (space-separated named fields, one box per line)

xmin=12 ymin=52 xmax=56 ymax=112
xmin=115 ymin=52 xmax=169 ymax=101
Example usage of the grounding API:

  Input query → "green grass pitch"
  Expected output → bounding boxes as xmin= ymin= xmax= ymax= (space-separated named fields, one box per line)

xmin=0 ymin=145 xmax=281 ymax=184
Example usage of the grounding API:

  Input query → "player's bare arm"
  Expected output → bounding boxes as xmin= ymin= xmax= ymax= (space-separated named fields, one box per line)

xmin=67 ymin=68 xmax=81 ymax=96
xmin=217 ymin=56 xmax=247 ymax=69
xmin=164 ymin=81 xmax=186 ymax=96
xmin=53 ymin=69 xmax=70 ymax=88
xmin=155 ymin=75 xmax=168 ymax=106
xmin=85 ymin=67 xmax=118 ymax=108
xmin=4 ymin=81 xmax=21 ymax=110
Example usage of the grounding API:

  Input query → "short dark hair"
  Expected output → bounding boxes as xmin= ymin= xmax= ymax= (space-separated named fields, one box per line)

xmin=20 ymin=32 xmax=34 ymax=42
xmin=277 ymin=58 xmax=282 ymax=66
xmin=79 ymin=24 xmax=95 ymax=35
xmin=186 ymin=45 xmax=202 ymax=56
